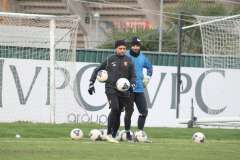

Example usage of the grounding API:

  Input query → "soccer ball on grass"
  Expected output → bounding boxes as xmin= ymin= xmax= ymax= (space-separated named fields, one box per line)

xmin=192 ymin=132 xmax=205 ymax=143
xmin=70 ymin=128 xmax=84 ymax=140
xmin=117 ymin=130 xmax=134 ymax=141
xmin=89 ymin=129 xmax=102 ymax=141
xmin=99 ymin=129 xmax=108 ymax=140
xmin=134 ymin=130 xmax=148 ymax=142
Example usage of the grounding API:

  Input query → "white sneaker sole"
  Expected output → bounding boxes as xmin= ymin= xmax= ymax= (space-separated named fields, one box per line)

xmin=106 ymin=136 xmax=119 ymax=143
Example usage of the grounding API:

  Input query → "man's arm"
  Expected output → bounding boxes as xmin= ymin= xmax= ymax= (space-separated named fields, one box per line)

xmin=88 ymin=59 xmax=108 ymax=95
xmin=143 ymin=55 xmax=153 ymax=88
xmin=90 ymin=59 xmax=108 ymax=83
xmin=143 ymin=55 xmax=153 ymax=76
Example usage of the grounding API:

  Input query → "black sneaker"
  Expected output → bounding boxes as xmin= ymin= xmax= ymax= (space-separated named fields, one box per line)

xmin=126 ymin=132 xmax=133 ymax=141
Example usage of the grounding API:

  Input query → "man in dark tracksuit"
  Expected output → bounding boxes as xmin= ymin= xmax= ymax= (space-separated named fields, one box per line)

xmin=88 ymin=40 xmax=135 ymax=143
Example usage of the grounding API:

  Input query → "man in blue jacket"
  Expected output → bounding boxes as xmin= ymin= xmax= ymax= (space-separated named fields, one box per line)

xmin=125 ymin=37 xmax=153 ymax=141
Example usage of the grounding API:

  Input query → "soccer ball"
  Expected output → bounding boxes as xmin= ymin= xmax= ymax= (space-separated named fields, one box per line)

xmin=99 ymin=129 xmax=108 ymax=141
xmin=116 ymin=78 xmax=130 ymax=92
xmin=89 ymin=129 xmax=102 ymax=141
xmin=192 ymin=132 xmax=205 ymax=144
xmin=116 ymin=130 xmax=125 ymax=141
xmin=117 ymin=130 xmax=134 ymax=141
xmin=97 ymin=70 xmax=108 ymax=82
xmin=70 ymin=128 xmax=84 ymax=140
xmin=15 ymin=134 xmax=21 ymax=138
xmin=134 ymin=130 xmax=148 ymax=142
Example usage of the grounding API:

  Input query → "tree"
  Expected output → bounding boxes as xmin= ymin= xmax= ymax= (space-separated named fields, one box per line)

xmin=98 ymin=0 xmax=240 ymax=53
xmin=97 ymin=28 xmax=159 ymax=51
xmin=165 ymin=0 xmax=240 ymax=53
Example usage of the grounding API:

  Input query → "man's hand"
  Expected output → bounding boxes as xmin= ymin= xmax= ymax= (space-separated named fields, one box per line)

xmin=88 ymin=81 xmax=95 ymax=95
xmin=129 ymin=83 xmax=135 ymax=93
xmin=143 ymin=75 xmax=151 ymax=88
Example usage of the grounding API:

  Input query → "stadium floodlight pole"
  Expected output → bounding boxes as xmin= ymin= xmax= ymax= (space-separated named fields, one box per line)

xmin=176 ymin=13 xmax=184 ymax=119
xmin=159 ymin=0 xmax=164 ymax=52
xmin=94 ymin=12 xmax=100 ymax=48
xmin=50 ymin=19 xmax=56 ymax=124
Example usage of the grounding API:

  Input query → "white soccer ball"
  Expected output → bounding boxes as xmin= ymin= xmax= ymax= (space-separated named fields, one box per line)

xmin=70 ymin=128 xmax=84 ymax=140
xmin=117 ymin=130 xmax=134 ymax=141
xmin=15 ymin=134 xmax=21 ymax=139
xmin=97 ymin=70 xmax=108 ymax=82
xmin=192 ymin=132 xmax=205 ymax=144
xmin=99 ymin=129 xmax=108 ymax=141
xmin=116 ymin=130 xmax=125 ymax=141
xmin=89 ymin=129 xmax=102 ymax=141
xmin=116 ymin=78 xmax=130 ymax=92
xmin=134 ymin=130 xmax=148 ymax=142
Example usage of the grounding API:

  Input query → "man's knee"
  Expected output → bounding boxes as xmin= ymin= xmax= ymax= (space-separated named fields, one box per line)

xmin=124 ymin=107 xmax=133 ymax=118
xmin=139 ymin=110 xmax=148 ymax=117
xmin=110 ymin=108 xmax=120 ymax=117
xmin=124 ymin=113 xmax=132 ymax=121
xmin=125 ymin=105 xmax=133 ymax=113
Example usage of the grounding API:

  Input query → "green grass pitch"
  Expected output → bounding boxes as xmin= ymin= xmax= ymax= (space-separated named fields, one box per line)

xmin=0 ymin=122 xmax=240 ymax=160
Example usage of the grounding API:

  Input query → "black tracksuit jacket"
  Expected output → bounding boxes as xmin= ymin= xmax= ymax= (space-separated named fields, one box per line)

xmin=90 ymin=54 xmax=136 ymax=94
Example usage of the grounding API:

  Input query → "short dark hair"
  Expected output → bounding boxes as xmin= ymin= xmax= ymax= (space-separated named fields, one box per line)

xmin=115 ymin=39 xmax=127 ymax=48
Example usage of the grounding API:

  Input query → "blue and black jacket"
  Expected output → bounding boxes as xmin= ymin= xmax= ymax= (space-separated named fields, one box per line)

xmin=126 ymin=50 xmax=153 ymax=93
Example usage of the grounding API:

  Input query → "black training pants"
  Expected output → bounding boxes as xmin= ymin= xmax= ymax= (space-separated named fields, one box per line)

xmin=125 ymin=92 xmax=148 ymax=130
xmin=106 ymin=93 xmax=131 ymax=137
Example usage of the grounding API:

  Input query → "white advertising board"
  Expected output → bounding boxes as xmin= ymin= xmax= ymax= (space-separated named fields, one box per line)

xmin=0 ymin=58 xmax=240 ymax=127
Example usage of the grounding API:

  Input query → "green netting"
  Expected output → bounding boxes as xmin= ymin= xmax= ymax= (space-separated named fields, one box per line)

xmin=0 ymin=46 xmax=203 ymax=67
